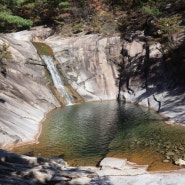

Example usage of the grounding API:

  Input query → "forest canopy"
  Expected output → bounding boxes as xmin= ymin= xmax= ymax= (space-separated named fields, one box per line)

xmin=0 ymin=0 xmax=185 ymax=33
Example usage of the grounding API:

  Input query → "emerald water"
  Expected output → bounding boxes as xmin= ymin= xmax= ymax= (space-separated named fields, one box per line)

xmin=14 ymin=101 xmax=185 ymax=171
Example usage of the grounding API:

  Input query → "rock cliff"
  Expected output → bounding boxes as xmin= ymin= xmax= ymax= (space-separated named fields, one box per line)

xmin=0 ymin=28 xmax=121 ymax=149
xmin=0 ymin=26 xmax=185 ymax=150
xmin=0 ymin=29 xmax=60 ymax=149
xmin=45 ymin=35 xmax=121 ymax=101
xmin=0 ymin=26 xmax=185 ymax=185
xmin=118 ymin=31 xmax=185 ymax=124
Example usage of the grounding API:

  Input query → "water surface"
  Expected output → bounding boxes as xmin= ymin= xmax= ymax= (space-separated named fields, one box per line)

xmin=14 ymin=101 xmax=185 ymax=171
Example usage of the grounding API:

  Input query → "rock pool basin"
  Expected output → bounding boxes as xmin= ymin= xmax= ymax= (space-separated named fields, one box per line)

xmin=14 ymin=101 xmax=185 ymax=171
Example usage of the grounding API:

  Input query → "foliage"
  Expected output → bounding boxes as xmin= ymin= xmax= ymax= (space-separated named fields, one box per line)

xmin=59 ymin=1 xmax=71 ymax=12
xmin=117 ymin=10 xmax=147 ymax=35
xmin=0 ymin=0 xmax=185 ymax=35
xmin=158 ymin=15 xmax=184 ymax=35
xmin=72 ymin=23 xmax=84 ymax=32
xmin=0 ymin=0 xmax=72 ymax=31
xmin=102 ymin=0 xmax=162 ymax=10
xmin=0 ymin=0 xmax=32 ymax=32
xmin=0 ymin=43 xmax=10 ymax=60
xmin=0 ymin=43 xmax=11 ymax=77
xmin=141 ymin=5 xmax=162 ymax=16
xmin=0 ymin=12 xmax=32 ymax=31
xmin=70 ymin=0 xmax=96 ymax=21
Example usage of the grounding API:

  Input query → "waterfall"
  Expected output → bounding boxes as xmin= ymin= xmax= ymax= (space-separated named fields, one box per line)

xmin=41 ymin=55 xmax=73 ymax=105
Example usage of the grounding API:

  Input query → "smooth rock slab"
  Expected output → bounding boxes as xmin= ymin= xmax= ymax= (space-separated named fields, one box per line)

xmin=106 ymin=171 xmax=185 ymax=185
xmin=96 ymin=158 xmax=185 ymax=185
xmin=69 ymin=177 xmax=92 ymax=185
xmin=100 ymin=157 xmax=127 ymax=170
xmin=99 ymin=157 xmax=148 ymax=176
xmin=45 ymin=35 xmax=121 ymax=102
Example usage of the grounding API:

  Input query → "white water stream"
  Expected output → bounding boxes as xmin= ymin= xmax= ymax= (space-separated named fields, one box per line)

xmin=41 ymin=55 xmax=73 ymax=105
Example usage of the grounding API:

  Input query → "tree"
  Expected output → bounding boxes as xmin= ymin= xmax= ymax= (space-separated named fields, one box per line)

xmin=0 ymin=0 xmax=33 ymax=32
xmin=17 ymin=0 xmax=72 ymax=25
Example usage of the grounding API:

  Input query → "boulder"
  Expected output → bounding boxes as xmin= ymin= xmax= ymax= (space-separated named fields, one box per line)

xmin=175 ymin=158 xmax=185 ymax=166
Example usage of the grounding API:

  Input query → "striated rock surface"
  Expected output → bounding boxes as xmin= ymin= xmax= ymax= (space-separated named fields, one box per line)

xmin=0 ymin=28 xmax=122 ymax=149
xmin=7 ymin=26 xmax=53 ymax=42
xmin=0 ymin=30 xmax=60 ymax=149
xmin=45 ymin=34 xmax=121 ymax=101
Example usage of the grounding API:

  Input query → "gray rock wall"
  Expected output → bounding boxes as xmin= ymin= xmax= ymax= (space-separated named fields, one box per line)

xmin=45 ymin=35 xmax=121 ymax=101
xmin=0 ymin=34 xmax=60 ymax=149
xmin=0 ymin=27 xmax=185 ymax=150
xmin=119 ymin=32 xmax=185 ymax=124
xmin=0 ymin=30 xmax=122 ymax=148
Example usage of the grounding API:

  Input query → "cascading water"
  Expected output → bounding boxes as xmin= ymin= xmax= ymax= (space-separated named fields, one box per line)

xmin=41 ymin=55 xmax=73 ymax=105
xmin=33 ymin=42 xmax=83 ymax=105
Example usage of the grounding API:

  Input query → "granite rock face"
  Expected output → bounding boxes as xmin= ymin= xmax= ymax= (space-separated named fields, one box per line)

xmin=0 ymin=27 xmax=185 ymax=185
xmin=0 ymin=30 xmax=122 ymax=149
xmin=119 ymin=31 xmax=185 ymax=124
xmin=45 ymin=35 xmax=121 ymax=101
xmin=0 ymin=31 xmax=60 ymax=149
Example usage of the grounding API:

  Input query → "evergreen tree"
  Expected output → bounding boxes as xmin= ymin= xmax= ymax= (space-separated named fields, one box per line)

xmin=0 ymin=0 xmax=32 ymax=32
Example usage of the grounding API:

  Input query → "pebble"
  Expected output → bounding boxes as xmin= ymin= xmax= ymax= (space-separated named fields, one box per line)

xmin=163 ymin=159 xmax=170 ymax=163
xmin=166 ymin=151 xmax=175 ymax=156
xmin=165 ymin=156 xmax=170 ymax=160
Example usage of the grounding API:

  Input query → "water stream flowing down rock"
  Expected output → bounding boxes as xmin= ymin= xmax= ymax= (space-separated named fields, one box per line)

xmin=40 ymin=55 xmax=73 ymax=106
xmin=45 ymin=34 xmax=121 ymax=102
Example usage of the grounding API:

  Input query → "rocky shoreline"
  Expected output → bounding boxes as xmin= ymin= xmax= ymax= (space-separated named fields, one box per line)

xmin=4 ymin=106 xmax=57 ymax=151
xmin=1 ymin=149 xmax=185 ymax=185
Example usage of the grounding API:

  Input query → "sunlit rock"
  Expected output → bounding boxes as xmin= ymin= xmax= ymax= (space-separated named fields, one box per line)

xmin=0 ymin=33 xmax=60 ymax=149
xmin=45 ymin=35 xmax=121 ymax=101
xmin=175 ymin=159 xmax=185 ymax=166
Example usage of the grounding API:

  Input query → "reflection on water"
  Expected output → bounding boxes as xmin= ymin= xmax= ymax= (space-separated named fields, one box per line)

xmin=14 ymin=101 xmax=185 ymax=170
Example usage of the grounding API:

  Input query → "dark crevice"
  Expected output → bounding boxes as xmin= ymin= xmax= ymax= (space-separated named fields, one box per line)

xmin=126 ymin=77 xmax=134 ymax=95
xmin=0 ymin=99 xmax=5 ymax=103
xmin=143 ymin=44 xmax=150 ymax=90
xmin=26 ymin=62 xmax=46 ymax=67
xmin=153 ymin=94 xmax=161 ymax=112
xmin=1 ymin=68 xmax=7 ymax=77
